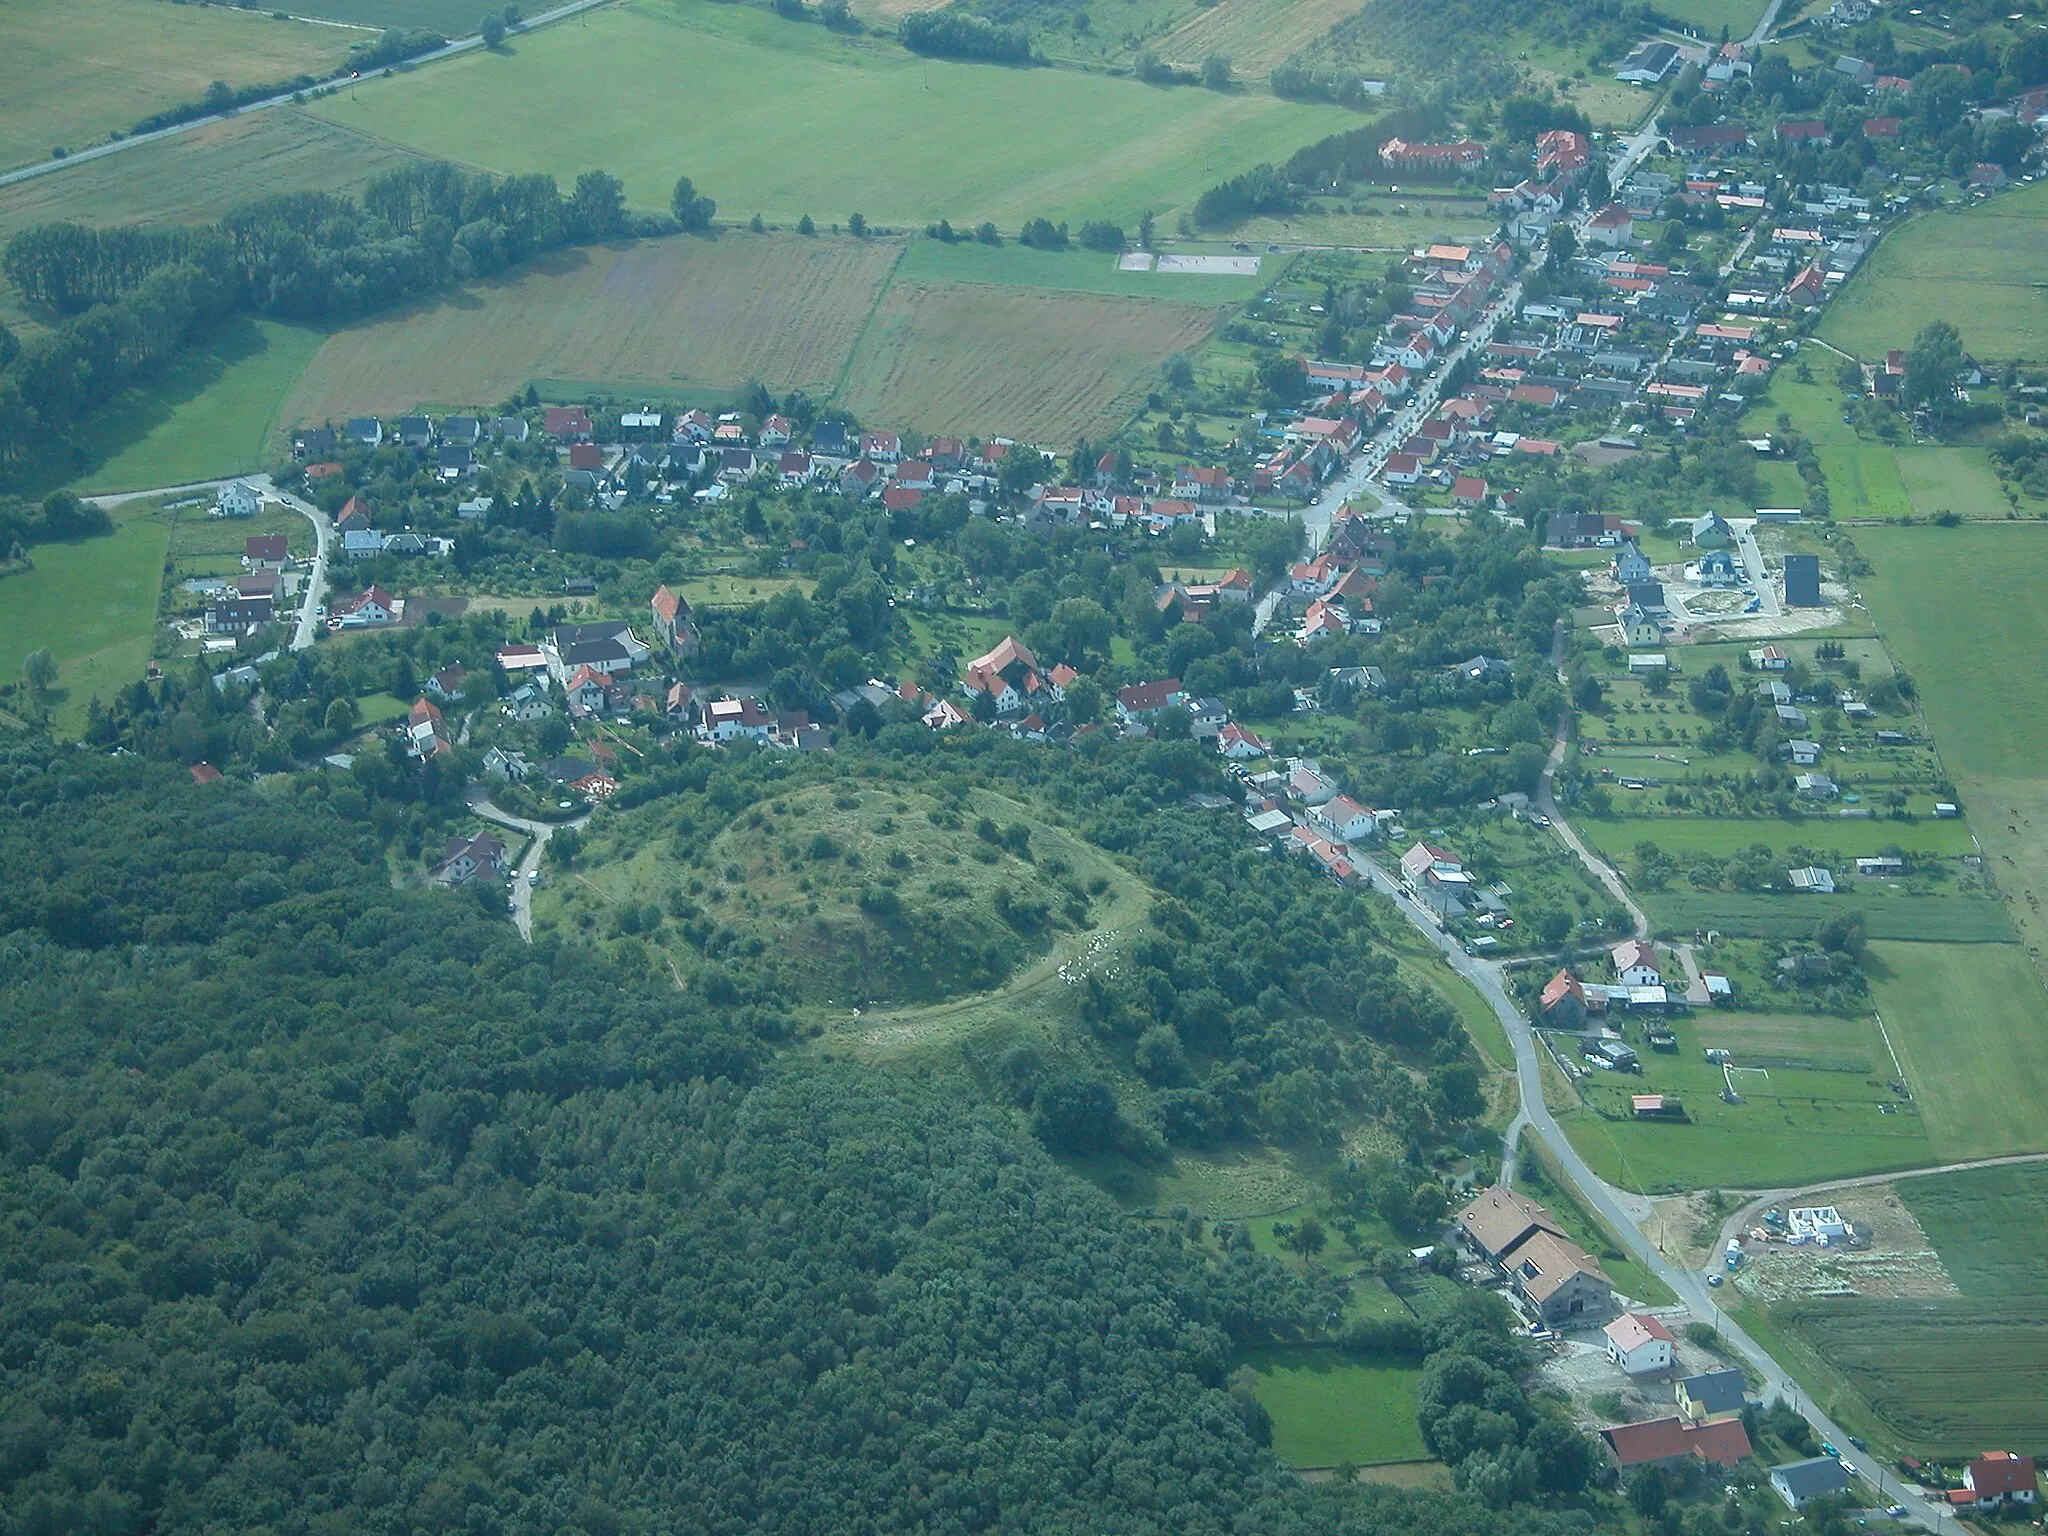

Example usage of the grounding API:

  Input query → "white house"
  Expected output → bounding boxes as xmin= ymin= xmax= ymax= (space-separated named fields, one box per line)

xmin=1603 ymin=1313 xmax=1675 ymax=1375
xmin=1311 ymin=795 xmax=1378 ymax=845
xmin=1611 ymin=939 xmax=1661 ymax=987
xmin=214 ymin=481 xmax=262 ymax=519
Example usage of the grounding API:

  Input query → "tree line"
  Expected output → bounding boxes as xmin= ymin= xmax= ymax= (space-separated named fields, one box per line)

xmin=0 ymin=162 xmax=666 ymax=479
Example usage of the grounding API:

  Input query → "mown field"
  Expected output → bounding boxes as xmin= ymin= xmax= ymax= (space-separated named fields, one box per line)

xmin=1652 ymin=0 xmax=1768 ymax=32
xmin=0 ymin=0 xmax=349 ymax=174
xmin=281 ymin=236 xmax=901 ymax=423
xmin=1867 ymin=941 xmax=2048 ymax=1163
xmin=1821 ymin=184 xmax=2048 ymax=362
xmin=1738 ymin=374 xmax=1910 ymax=519
xmin=1858 ymin=525 xmax=2048 ymax=973
xmin=1901 ymin=1162 xmax=2048 ymax=1297
xmin=0 ymin=112 xmax=426 ymax=333
xmin=894 ymin=236 xmax=1266 ymax=301
xmin=71 ymin=317 xmax=326 ymax=495
xmin=1240 ymin=1348 xmax=1428 ymax=1468
xmin=838 ymin=280 xmax=1219 ymax=439
xmin=1643 ymin=890 xmax=2013 ymax=944
xmin=305 ymin=0 xmax=1351 ymax=228
xmin=1157 ymin=0 xmax=1367 ymax=76
xmin=246 ymin=0 xmax=483 ymax=29
xmin=0 ymin=501 xmax=172 ymax=734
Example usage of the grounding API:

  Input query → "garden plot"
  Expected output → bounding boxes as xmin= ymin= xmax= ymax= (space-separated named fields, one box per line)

xmin=1733 ymin=1186 xmax=1957 ymax=1304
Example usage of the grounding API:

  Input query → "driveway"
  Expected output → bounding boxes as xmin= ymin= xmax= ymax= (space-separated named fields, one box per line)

xmin=467 ymin=792 xmax=587 ymax=941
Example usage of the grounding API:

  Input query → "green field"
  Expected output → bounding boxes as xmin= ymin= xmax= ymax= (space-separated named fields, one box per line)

xmin=1652 ymin=0 xmax=1768 ymax=33
xmin=1893 ymin=445 xmax=2014 ymax=521
xmin=1558 ymin=1004 xmax=1931 ymax=1193
xmin=1579 ymin=814 xmax=1979 ymax=862
xmin=1858 ymin=525 xmax=2048 ymax=970
xmin=1901 ymin=1162 xmax=2048 ymax=1297
xmin=248 ymin=0 xmax=484 ymax=29
xmin=306 ymin=0 xmax=1351 ymax=229
xmin=1822 ymin=186 xmax=2048 ymax=363
xmin=893 ymin=235 xmax=1266 ymax=301
xmin=1774 ymin=1297 xmax=2048 ymax=1456
xmin=64 ymin=318 xmax=327 ymax=495
xmin=1867 ymin=941 xmax=2048 ymax=1162
xmin=1642 ymin=891 xmax=2013 ymax=944
xmin=0 ymin=0 xmax=347 ymax=174
xmin=1739 ymin=374 xmax=1910 ymax=519
xmin=1239 ymin=1348 xmax=1428 ymax=1468
xmin=0 ymin=502 xmax=172 ymax=734
xmin=0 ymin=112 xmax=426 ymax=333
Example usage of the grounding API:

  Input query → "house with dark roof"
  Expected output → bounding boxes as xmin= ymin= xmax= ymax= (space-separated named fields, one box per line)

xmin=436 ymin=832 xmax=507 ymax=884
xmin=1676 ymin=1368 xmax=1747 ymax=1423
xmin=1771 ymin=1456 xmax=1851 ymax=1508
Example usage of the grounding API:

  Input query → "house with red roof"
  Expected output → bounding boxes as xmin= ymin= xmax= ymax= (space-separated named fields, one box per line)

xmin=1965 ymin=1453 xmax=2038 ymax=1508
xmin=543 ymin=406 xmax=592 ymax=442
xmin=1451 ymin=475 xmax=1490 ymax=509
xmin=1116 ymin=678 xmax=1183 ymax=722
xmin=963 ymin=636 xmax=1052 ymax=713
xmin=1217 ymin=722 xmax=1269 ymax=760
xmin=406 ymin=697 xmax=451 ymax=758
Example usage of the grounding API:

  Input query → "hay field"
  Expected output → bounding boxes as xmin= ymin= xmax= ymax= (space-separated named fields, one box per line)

xmin=281 ymin=236 xmax=900 ymax=423
xmin=306 ymin=0 xmax=1351 ymax=227
xmin=838 ymin=280 xmax=1217 ymax=440
xmin=1158 ymin=0 xmax=1368 ymax=77
xmin=0 ymin=0 xmax=350 ymax=174
xmin=1822 ymin=187 xmax=2048 ymax=362
xmin=0 ymin=112 xmax=427 ymax=331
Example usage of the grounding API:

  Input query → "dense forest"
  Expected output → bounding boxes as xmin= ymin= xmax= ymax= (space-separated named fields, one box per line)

xmin=0 ymin=738 xmax=1623 ymax=1535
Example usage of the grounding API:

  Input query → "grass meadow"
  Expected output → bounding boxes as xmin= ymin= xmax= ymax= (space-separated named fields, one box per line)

xmin=0 ymin=501 xmax=172 ymax=734
xmin=305 ymin=0 xmax=1352 ymax=229
xmin=68 ymin=318 xmax=327 ymax=495
xmin=1652 ymin=0 xmax=1769 ymax=33
xmin=1155 ymin=0 xmax=1368 ymax=76
xmin=1866 ymin=941 xmax=2048 ymax=1162
xmin=1821 ymin=184 xmax=2048 ymax=362
xmin=1642 ymin=890 xmax=2013 ymax=944
xmin=1577 ymin=814 xmax=1979 ymax=862
xmin=247 ymin=0 xmax=486 ymax=29
xmin=1902 ymin=1162 xmax=2048 ymax=1296
xmin=1738 ymin=374 xmax=1910 ymax=518
xmin=1239 ymin=1349 xmax=1428 ymax=1468
xmin=0 ymin=0 xmax=348 ymax=174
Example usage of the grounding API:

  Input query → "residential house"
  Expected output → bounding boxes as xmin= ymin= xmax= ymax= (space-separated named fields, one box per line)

xmin=546 ymin=621 xmax=647 ymax=683
xmin=1964 ymin=1453 xmax=2038 ymax=1509
xmin=859 ymin=431 xmax=902 ymax=462
xmin=963 ymin=636 xmax=1058 ymax=713
xmin=1749 ymin=645 xmax=1788 ymax=671
xmin=649 ymin=585 xmax=699 ymax=658
xmin=1617 ymin=604 xmax=1661 ymax=648
xmin=1676 ymin=1368 xmax=1747 ymax=1424
xmin=501 ymin=682 xmax=552 ymax=722
xmin=543 ymin=406 xmax=593 ymax=442
xmin=425 ymin=664 xmax=467 ymax=702
xmin=1540 ymin=969 xmax=1594 ymax=1029
xmin=436 ymin=832 xmax=506 ymax=885
xmin=345 ymin=417 xmax=384 ymax=447
xmin=1287 ymin=763 xmax=1339 ymax=807
xmin=244 ymin=534 xmax=289 ymax=570
xmin=1217 ymin=722 xmax=1269 ymax=759
xmin=1183 ymin=696 xmax=1228 ymax=740
xmin=1116 ymin=678 xmax=1184 ymax=723
xmin=1696 ymin=548 xmax=1740 ymax=585
xmin=398 ymin=415 xmax=435 ymax=450
xmin=330 ymin=586 xmax=396 ymax=627
xmin=1770 ymin=1457 xmax=1851 ymax=1509
xmin=1586 ymin=204 xmax=1637 ymax=248
xmin=1310 ymin=795 xmax=1378 ymax=845
xmin=1451 ymin=475 xmax=1490 ymax=509
xmin=1612 ymin=939 xmax=1661 ymax=987
xmin=441 ymin=416 xmax=481 ymax=447
xmin=1176 ymin=464 xmax=1231 ymax=502
xmin=214 ymin=481 xmax=262 ymax=519
xmin=493 ymin=416 xmax=530 ymax=444
xmin=438 ymin=445 xmax=472 ymax=480
xmin=1689 ymin=512 xmax=1734 ymax=548
xmin=1795 ymin=772 xmax=1839 ymax=800
xmin=206 ymin=593 xmax=274 ymax=635
xmin=343 ymin=529 xmax=385 ymax=561
xmin=706 ymin=696 xmax=772 ymax=742
xmin=406 ymin=698 xmax=450 ymax=758
xmin=1613 ymin=540 xmax=1652 ymax=584
xmin=1783 ymin=553 xmax=1821 ymax=607
xmin=293 ymin=426 xmax=337 ymax=458
xmin=482 ymin=746 xmax=529 ymax=782
xmin=1452 ymin=655 xmax=1512 ymax=685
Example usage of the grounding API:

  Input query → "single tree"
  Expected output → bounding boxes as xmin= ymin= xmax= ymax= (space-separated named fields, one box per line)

xmin=481 ymin=12 xmax=506 ymax=46
xmin=1202 ymin=53 xmax=1232 ymax=89
xmin=21 ymin=647 xmax=57 ymax=698
xmin=848 ymin=212 xmax=868 ymax=237
xmin=797 ymin=213 xmax=816 ymax=235
xmin=671 ymin=176 xmax=716 ymax=231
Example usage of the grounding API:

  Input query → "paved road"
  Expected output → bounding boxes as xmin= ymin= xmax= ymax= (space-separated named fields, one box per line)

xmin=466 ymin=793 xmax=587 ymax=941
xmin=0 ymin=0 xmax=616 ymax=192
xmin=1731 ymin=518 xmax=1782 ymax=616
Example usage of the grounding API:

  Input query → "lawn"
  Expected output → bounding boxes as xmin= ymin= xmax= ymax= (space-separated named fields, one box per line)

xmin=837 ymin=280 xmax=1219 ymax=440
xmin=0 ymin=112 xmax=427 ymax=334
xmin=1238 ymin=1348 xmax=1429 ymax=1468
xmin=305 ymin=0 xmax=1352 ymax=229
xmin=0 ymin=0 xmax=348 ymax=174
xmin=165 ymin=504 xmax=312 ymax=575
xmin=281 ymin=236 xmax=902 ymax=423
xmin=1642 ymin=890 xmax=2014 ymax=944
xmin=1739 ymin=373 xmax=1909 ymax=519
xmin=63 ymin=318 xmax=327 ymax=495
xmin=1651 ymin=0 xmax=1768 ymax=33
xmin=1821 ymin=187 xmax=2048 ymax=363
xmin=0 ymin=502 xmax=172 ymax=734
xmin=1866 ymin=941 xmax=2048 ymax=1162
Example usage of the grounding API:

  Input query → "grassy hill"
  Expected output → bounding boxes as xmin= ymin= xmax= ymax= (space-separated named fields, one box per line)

xmin=537 ymin=782 xmax=1132 ymax=1008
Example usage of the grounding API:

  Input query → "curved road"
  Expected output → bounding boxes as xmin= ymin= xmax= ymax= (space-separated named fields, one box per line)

xmin=466 ymin=793 xmax=586 ymax=940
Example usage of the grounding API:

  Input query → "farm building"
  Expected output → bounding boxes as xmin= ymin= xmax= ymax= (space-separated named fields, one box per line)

xmin=1603 ymin=1313 xmax=1675 ymax=1374
xmin=1783 ymin=553 xmax=1822 ymax=607
xmin=1789 ymin=866 xmax=1836 ymax=894
xmin=1454 ymin=1185 xmax=1615 ymax=1328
